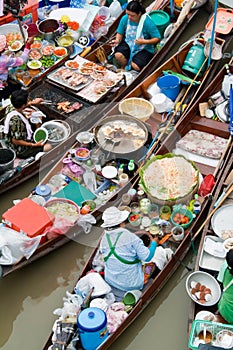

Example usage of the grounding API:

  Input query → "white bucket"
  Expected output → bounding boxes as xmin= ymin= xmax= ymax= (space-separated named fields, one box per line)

xmin=151 ymin=93 xmax=174 ymax=113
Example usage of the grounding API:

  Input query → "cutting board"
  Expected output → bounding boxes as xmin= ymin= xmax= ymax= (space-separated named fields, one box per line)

xmin=53 ymin=181 xmax=96 ymax=207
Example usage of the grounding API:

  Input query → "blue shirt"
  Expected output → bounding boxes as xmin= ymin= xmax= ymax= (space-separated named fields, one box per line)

xmin=100 ymin=228 xmax=154 ymax=291
xmin=117 ymin=14 xmax=161 ymax=54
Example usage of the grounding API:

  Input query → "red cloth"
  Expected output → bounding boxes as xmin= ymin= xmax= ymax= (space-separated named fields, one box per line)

xmin=198 ymin=174 xmax=216 ymax=197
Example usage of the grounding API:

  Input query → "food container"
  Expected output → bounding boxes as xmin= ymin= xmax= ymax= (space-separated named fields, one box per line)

xmin=2 ymin=198 xmax=54 ymax=237
xmin=28 ymin=49 xmax=42 ymax=60
xmin=128 ymin=212 xmax=142 ymax=227
xmin=37 ymin=19 xmax=60 ymax=41
xmin=170 ymin=208 xmax=193 ymax=230
xmin=77 ymin=307 xmax=108 ymax=350
xmin=119 ymin=97 xmax=154 ymax=122
xmin=42 ymin=120 xmax=70 ymax=145
xmin=186 ymin=271 xmax=221 ymax=307
xmin=189 ymin=320 xmax=233 ymax=350
xmin=0 ymin=148 xmax=16 ymax=174
xmin=172 ymin=225 xmax=184 ymax=241
xmin=53 ymin=46 xmax=68 ymax=58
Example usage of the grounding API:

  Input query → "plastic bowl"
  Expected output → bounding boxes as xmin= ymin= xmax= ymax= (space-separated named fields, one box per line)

xmin=119 ymin=97 xmax=154 ymax=122
xmin=128 ymin=212 xmax=142 ymax=227
xmin=186 ymin=271 xmax=221 ymax=306
xmin=75 ymin=147 xmax=90 ymax=160
xmin=170 ymin=208 xmax=193 ymax=230
xmin=33 ymin=127 xmax=48 ymax=143
xmin=53 ymin=46 xmax=67 ymax=58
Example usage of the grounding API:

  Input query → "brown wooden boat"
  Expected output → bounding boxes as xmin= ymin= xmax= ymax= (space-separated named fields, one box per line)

xmin=0 ymin=43 xmax=232 ymax=279
xmin=42 ymin=59 xmax=233 ymax=349
xmin=186 ymin=153 xmax=233 ymax=350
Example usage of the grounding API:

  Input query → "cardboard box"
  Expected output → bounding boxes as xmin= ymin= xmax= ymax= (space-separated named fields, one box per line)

xmin=2 ymin=198 xmax=54 ymax=237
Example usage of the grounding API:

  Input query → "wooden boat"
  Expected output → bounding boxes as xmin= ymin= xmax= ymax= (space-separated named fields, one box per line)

xmin=42 ymin=60 xmax=233 ymax=349
xmin=186 ymin=60 xmax=233 ymax=350
xmin=186 ymin=152 xmax=233 ymax=350
xmin=0 ymin=40 xmax=231 ymax=278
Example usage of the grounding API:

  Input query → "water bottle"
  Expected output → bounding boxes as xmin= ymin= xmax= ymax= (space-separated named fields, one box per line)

xmin=17 ymin=156 xmax=35 ymax=170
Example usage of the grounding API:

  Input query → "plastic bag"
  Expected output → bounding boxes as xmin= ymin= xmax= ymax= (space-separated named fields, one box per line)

xmin=0 ymin=226 xmax=41 ymax=265
xmin=77 ymin=214 xmax=96 ymax=234
xmin=198 ymin=174 xmax=216 ymax=197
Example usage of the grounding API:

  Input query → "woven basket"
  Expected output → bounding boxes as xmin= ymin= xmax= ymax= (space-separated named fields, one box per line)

xmin=119 ymin=97 xmax=154 ymax=122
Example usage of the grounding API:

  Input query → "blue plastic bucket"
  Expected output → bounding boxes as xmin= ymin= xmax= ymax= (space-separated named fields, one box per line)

xmin=77 ymin=307 xmax=108 ymax=350
xmin=149 ymin=10 xmax=170 ymax=37
xmin=157 ymin=75 xmax=180 ymax=101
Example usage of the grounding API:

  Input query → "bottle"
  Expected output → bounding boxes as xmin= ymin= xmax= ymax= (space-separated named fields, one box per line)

xmin=17 ymin=156 xmax=35 ymax=170
xmin=193 ymin=194 xmax=201 ymax=215
xmin=118 ymin=163 xmax=124 ymax=176
xmin=127 ymin=160 xmax=135 ymax=177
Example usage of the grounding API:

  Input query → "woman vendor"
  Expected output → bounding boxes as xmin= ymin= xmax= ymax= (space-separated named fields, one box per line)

xmin=0 ymin=35 xmax=33 ymax=99
xmin=99 ymin=206 xmax=159 ymax=292
xmin=111 ymin=0 xmax=161 ymax=71
xmin=217 ymin=250 xmax=233 ymax=323
xmin=4 ymin=90 xmax=52 ymax=159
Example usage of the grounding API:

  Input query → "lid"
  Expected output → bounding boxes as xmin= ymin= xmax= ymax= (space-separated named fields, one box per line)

xmin=35 ymin=184 xmax=51 ymax=197
xmin=149 ymin=10 xmax=170 ymax=26
xmin=77 ymin=307 xmax=107 ymax=332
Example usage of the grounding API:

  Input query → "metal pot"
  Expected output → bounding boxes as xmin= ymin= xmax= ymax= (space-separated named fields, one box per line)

xmin=0 ymin=148 xmax=16 ymax=174
xmin=93 ymin=114 xmax=149 ymax=161
xmin=37 ymin=19 xmax=60 ymax=41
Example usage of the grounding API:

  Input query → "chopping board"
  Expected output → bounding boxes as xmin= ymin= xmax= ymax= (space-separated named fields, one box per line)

xmin=53 ymin=181 xmax=96 ymax=207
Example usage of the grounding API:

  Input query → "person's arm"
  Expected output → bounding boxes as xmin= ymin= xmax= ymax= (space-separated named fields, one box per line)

xmin=12 ymin=138 xmax=44 ymax=147
xmin=144 ymin=237 xmax=159 ymax=262
xmin=110 ymin=14 xmax=127 ymax=46
xmin=135 ymin=37 xmax=160 ymax=45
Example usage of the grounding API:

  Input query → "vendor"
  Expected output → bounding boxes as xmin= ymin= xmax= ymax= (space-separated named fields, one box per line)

xmin=4 ymin=90 xmax=52 ymax=159
xmin=217 ymin=250 xmax=233 ymax=323
xmin=0 ymin=35 xmax=33 ymax=99
xmin=99 ymin=206 xmax=159 ymax=291
xmin=110 ymin=0 xmax=161 ymax=71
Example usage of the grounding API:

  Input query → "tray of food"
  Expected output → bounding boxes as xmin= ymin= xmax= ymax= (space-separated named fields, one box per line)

xmin=47 ymin=66 xmax=92 ymax=92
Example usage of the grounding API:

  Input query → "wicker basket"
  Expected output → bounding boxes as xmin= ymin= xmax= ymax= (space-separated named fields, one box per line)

xmin=118 ymin=97 xmax=154 ymax=122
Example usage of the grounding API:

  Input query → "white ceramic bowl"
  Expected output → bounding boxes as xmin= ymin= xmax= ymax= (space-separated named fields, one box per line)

xmin=186 ymin=271 xmax=221 ymax=306
xmin=216 ymin=329 xmax=233 ymax=348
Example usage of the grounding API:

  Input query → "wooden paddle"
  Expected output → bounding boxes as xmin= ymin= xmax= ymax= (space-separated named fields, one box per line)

xmin=144 ymin=56 xmax=210 ymax=161
xmin=191 ymin=182 xmax=233 ymax=241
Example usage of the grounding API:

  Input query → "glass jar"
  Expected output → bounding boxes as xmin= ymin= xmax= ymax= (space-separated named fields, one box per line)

xmin=160 ymin=205 xmax=171 ymax=220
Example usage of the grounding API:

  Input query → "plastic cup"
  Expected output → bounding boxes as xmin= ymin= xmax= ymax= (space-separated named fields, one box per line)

xmin=123 ymin=290 xmax=142 ymax=305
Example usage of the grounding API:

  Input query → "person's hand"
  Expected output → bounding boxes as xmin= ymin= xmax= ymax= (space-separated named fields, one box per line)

xmin=135 ymin=38 xmax=146 ymax=45
xmin=33 ymin=140 xmax=45 ymax=147
xmin=110 ymin=38 xmax=119 ymax=47
xmin=29 ymin=98 xmax=43 ymax=105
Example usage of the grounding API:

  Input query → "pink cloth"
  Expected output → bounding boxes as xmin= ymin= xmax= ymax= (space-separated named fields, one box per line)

xmin=106 ymin=302 xmax=128 ymax=333
xmin=0 ymin=48 xmax=29 ymax=82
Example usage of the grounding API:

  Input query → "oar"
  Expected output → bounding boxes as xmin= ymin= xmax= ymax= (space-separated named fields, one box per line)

xmin=191 ymin=183 xmax=233 ymax=242
xmin=144 ymin=56 xmax=209 ymax=161
xmin=207 ymin=0 xmax=218 ymax=67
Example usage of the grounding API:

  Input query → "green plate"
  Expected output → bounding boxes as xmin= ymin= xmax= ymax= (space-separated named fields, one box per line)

xmin=33 ymin=127 xmax=48 ymax=143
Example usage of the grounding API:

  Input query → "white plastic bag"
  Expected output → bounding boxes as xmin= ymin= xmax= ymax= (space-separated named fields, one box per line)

xmin=0 ymin=226 xmax=41 ymax=265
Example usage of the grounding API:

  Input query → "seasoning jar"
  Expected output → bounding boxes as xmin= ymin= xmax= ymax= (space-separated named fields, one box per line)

xmin=160 ymin=205 xmax=171 ymax=220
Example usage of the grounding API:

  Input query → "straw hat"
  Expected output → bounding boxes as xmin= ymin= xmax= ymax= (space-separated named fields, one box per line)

xmin=101 ymin=206 xmax=129 ymax=228
xmin=0 ymin=35 xmax=6 ymax=52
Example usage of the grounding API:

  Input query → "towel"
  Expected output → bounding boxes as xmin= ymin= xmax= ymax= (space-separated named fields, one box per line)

xmin=4 ymin=110 xmax=33 ymax=140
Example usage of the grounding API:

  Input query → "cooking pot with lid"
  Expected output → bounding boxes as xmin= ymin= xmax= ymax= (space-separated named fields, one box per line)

xmin=37 ymin=19 xmax=60 ymax=41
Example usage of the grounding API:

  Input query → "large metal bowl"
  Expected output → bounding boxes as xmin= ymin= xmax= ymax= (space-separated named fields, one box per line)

xmin=93 ymin=114 xmax=148 ymax=160
xmin=0 ymin=23 xmax=28 ymax=43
